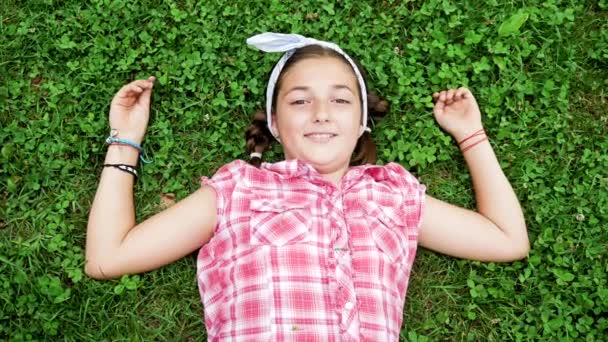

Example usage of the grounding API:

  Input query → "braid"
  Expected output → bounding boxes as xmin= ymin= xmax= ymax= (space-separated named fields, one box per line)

xmin=350 ymin=91 xmax=390 ymax=166
xmin=245 ymin=110 xmax=275 ymax=167
xmin=367 ymin=91 xmax=390 ymax=119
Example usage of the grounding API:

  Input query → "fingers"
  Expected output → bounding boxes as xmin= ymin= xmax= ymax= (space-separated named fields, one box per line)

xmin=131 ymin=78 xmax=155 ymax=92
xmin=129 ymin=84 xmax=144 ymax=94
xmin=433 ymin=87 xmax=471 ymax=117
xmin=433 ymin=90 xmax=447 ymax=103
xmin=433 ymin=99 xmax=445 ymax=116
xmin=117 ymin=77 xmax=156 ymax=98
xmin=433 ymin=87 xmax=470 ymax=103
xmin=432 ymin=91 xmax=447 ymax=102
xmin=455 ymin=87 xmax=470 ymax=99
xmin=446 ymin=89 xmax=456 ymax=104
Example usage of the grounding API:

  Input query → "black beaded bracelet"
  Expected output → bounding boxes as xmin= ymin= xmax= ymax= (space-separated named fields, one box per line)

xmin=103 ymin=163 xmax=138 ymax=179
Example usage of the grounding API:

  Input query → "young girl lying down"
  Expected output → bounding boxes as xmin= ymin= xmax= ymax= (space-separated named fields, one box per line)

xmin=86 ymin=32 xmax=529 ymax=341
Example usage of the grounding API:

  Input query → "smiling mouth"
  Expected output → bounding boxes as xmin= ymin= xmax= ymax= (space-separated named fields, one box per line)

xmin=304 ymin=133 xmax=337 ymax=143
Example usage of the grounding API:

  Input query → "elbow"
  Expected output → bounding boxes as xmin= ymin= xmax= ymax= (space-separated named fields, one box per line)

xmin=85 ymin=244 xmax=109 ymax=279
xmin=84 ymin=264 xmax=104 ymax=280
xmin=512 ymin=222 xmax=531 ymax=260
xmin=490 ymin=242 xmax=529 ymax=263
xmin=84 ymin=256 xmax=122 ymax=280
xmin=503 ymin=232 xmax=531 ymax=262
xmin=494 ymin=220 xmax=529 ymax=262
xmin=520 ymin=237 xmax=531 ymax=259
xmin=84 ymin=237 xmax=124 ymax=280
xmin=85 ymin=259 xmax=111 ymax=280
xmin=510 ymin=240 xmax=530 ymax=261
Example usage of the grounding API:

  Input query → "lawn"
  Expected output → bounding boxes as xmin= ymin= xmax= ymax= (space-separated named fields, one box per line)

xmin=1 ymin=0 xmax=607 ymax=340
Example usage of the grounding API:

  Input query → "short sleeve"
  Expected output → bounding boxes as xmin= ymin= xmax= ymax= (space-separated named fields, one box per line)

xmin=199 ymin=160 xmax=248 ymax=231
xmin=384 ymin=162 xmax=427 ymax=231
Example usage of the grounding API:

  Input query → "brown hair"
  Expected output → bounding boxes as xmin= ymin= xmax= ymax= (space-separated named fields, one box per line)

xmin=245 ymin=45 xmax=389 ymax=167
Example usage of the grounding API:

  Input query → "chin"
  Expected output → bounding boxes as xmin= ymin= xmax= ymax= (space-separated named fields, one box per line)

xmin=301 ymin=151 xmax=349 ymax=170
xmin=284 ymin=139 xmax=356 ymax=171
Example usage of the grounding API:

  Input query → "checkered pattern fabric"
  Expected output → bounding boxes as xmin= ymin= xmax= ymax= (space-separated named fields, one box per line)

xmin=197 ymin=159 xmax=425 ymax=341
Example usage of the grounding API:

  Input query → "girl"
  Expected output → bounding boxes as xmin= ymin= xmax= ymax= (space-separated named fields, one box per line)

xmin=86 ymin=33 xmax=529 ymax=341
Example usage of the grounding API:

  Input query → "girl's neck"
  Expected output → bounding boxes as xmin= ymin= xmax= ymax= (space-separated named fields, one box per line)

xmin=320 ymin=168 xmax=347 ymax=186
xmin=308 ymin=161 xmax=349 ymax=186
xmin=280 ymin=157 xmax=350 ymax=186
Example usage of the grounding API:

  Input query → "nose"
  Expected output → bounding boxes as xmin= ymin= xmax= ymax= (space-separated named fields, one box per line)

xmin=313 ymin=101 xmax=330 ymax=123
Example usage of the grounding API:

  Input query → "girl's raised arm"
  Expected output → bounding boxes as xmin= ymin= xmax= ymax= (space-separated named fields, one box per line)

xmin=85 ymin=77 xmax=217 ymax=279
xmin=418 ymin=88 xmax=529 ymax=262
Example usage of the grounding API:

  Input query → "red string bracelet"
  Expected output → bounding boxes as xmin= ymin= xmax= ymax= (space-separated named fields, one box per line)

xmin=458 ymin=128 xmax=485 ymax=145
xmin=461 ymin=136 xmax=489 ymax=153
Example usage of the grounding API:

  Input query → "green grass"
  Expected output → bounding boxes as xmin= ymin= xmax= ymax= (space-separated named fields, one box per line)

xmin=1 ymin=0 xmax=607 ymax=340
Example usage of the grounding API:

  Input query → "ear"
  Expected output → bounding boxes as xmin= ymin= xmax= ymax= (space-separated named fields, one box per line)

xmin=271 ymin=112 xmax=281 ymax=141
xmin=358 ymin=125 xmax=366 ymax=137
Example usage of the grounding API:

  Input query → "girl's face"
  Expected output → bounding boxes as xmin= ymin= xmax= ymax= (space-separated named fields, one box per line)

xmin=272 ymin=56 xmax=362 ymax=177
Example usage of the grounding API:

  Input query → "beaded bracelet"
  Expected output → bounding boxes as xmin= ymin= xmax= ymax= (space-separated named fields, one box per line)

xmin=103 ymin=163 xmax=138 ymax=179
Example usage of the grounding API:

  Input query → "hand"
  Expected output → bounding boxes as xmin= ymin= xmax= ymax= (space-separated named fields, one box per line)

xmin=108 ymin=76 xmax=156 ymax=145
xmin=432 ymin=87 xmax=483 ymax=142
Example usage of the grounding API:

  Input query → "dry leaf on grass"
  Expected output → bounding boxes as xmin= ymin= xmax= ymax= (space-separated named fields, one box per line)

xmin=160 ymin=193 xmax=176 ymax=208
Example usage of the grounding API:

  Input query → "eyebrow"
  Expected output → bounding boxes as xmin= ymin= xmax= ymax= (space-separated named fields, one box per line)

xmin=282 ymin=84 xmax=355 ymax=97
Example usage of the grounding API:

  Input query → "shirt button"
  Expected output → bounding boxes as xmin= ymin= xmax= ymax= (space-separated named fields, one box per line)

xmin=344 ymin=301 xmax=354 ymax=310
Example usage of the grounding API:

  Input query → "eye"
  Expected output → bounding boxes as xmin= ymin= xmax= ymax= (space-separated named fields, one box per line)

xmin=334 ymin=98 xmax=351 ymax=104
xmin=290 ymin=99 xmax=308 ymax=105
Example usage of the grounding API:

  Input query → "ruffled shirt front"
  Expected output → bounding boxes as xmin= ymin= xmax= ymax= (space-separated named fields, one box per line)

xmin=197 ymin=159 xmax=426 ymax=341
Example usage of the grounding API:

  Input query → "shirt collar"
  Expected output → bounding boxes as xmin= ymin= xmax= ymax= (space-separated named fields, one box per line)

xmin=261 ymin=159 xmax=315 ymax=179
xmin=260 ymin=159 xmax=395 ymax=188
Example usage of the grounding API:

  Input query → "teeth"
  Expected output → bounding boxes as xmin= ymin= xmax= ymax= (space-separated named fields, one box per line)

xmin=307 ymin=134 xmax=334 ymax=138
xmin=305 ymin=133 xmax=335 ymax=143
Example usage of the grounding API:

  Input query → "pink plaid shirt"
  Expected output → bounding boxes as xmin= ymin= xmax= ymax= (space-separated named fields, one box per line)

xmin=197 ymin=159 xmax=425 ymax=341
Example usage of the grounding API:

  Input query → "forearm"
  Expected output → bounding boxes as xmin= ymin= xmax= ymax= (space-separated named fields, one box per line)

xmin=462 ymin=139 xmax=528 ymax=244
xmin=86 ymin=145 xmax=139 ymax=273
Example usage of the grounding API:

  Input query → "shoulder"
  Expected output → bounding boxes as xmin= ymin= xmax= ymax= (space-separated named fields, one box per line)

xmin=201 ymin=160 xmax=254 ymax=183
xmin=358 ymin=162 xmax=424 ymax=191
xmin=213 ymin=159 xmax=250 ymax=176
xmin=200 ymin=160 xmax=256 ymax=217
xmin=200 ymin=160 xmax=250 ymax=194
xmin=201 ymin=159 xmax=290 ymax=190
xmin=384 ymin=162 xmax=420 ymax=183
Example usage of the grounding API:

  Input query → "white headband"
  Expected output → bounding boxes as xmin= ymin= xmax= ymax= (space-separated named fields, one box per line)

xmin=246 ymin=33 xmax=369 ymax=140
